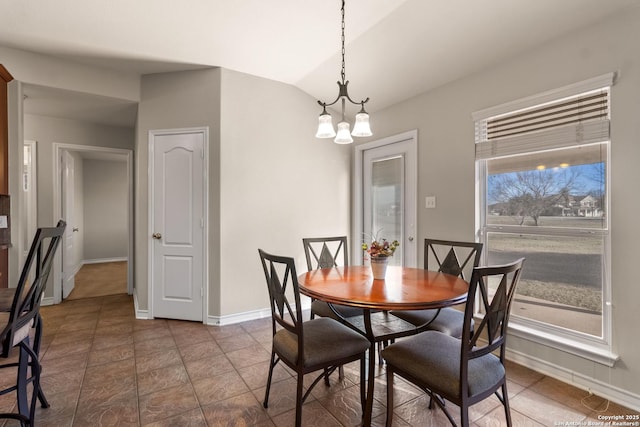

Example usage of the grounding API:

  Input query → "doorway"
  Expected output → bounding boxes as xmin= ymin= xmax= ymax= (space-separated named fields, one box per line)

xmin=52 ymin=144 xmax=134 ymax=304
xmin=354 ymin=130 xmax=418 ymax=267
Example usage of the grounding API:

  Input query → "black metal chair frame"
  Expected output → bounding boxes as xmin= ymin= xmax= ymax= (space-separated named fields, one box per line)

xmin=0 ymin=220 xmax=66 ymax=427
xmin=302 ymin=236 xmax=360 ymax=319
xmin=391 ymin=238 xmax=483 ymax=337
xmin=384 ymin=258 xmax=525 ymax=427
xmin=259 ymin=249 xmax=369 ymax=427
xmin=302 ymin=236 xmax=348 ymax=271
xmin=303 ymin=236 xmax=412 ymax=366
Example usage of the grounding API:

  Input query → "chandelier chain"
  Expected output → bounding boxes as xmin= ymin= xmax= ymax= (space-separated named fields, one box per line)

xmin=341 ymin=0 xmax=346 ymax=84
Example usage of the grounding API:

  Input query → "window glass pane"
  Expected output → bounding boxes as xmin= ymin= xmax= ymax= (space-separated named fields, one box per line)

xmin=487 ymin=144 xmax=607 ymax=229
xmin=371 ymin=157 xmax=403 ymax=266
xmin=486 ymin=232 xmax=603 ymax=337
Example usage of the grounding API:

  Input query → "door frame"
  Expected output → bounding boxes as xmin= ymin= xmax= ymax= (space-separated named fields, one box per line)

xmin=353 ymin=130 xmax=418 ymax=267
xmin=52 ymin=143 xmax=134 ymax=304
xmin=22 ymin=140 xmax=38 ymax=280
xmin=148 ymin=126 xmax=209 ymax=322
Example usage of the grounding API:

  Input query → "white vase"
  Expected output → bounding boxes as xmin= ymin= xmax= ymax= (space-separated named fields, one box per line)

xmin=370 ymin=257 xmax=389 ymax=280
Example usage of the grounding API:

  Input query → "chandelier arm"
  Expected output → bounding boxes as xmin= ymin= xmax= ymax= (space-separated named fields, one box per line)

xmin=315 ymin=0 xmax=372 ymax=141
xmin=317 ymin=82 xmax=370 ymax=109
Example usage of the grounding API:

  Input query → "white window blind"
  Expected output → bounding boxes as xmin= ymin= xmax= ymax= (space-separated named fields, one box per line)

xmin=474 ymin=73 xmax=613 ymax=160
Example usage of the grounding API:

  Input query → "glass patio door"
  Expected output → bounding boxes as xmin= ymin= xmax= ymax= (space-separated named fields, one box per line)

xmin=356 ymin=131 xmax=417 ymax=267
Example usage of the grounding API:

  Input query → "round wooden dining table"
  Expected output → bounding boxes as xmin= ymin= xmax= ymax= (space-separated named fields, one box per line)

xmin=298 ymin=265 xmax=469 ymax=426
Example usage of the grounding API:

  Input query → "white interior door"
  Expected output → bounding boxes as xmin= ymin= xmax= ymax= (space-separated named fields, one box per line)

xmin=150 ymin=128 xmax=207 ymax=322
xmin=356 ymin=131 xmax=417 ymax=267
xmin=61 ymin=150 xmax=75 ymax=298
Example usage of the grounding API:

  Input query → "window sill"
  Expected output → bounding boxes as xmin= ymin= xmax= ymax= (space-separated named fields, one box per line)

xmin=508 ymin=321 xmax=619 ymax=367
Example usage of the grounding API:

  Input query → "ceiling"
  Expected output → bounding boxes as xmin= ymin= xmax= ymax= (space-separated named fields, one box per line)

xmin=2 ymin=0 xmax=638 ymax=128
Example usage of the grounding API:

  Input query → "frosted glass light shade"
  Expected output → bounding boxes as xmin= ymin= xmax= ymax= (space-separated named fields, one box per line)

xmin=351 ymin=112 xmax=372 ymax=137
xmin=334 ymin=121 xmax=354 ymax=144
xmin=316 ymin=113 xmax=336 ymax=138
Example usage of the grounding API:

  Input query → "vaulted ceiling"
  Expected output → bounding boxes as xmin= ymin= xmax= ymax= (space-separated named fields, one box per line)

xmin=2 ymin=0 xmax=638 ymax=127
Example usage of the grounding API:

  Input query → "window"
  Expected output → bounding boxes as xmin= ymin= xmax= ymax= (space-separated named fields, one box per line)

xmin=474 ymin=73 xmax=615 ymax=364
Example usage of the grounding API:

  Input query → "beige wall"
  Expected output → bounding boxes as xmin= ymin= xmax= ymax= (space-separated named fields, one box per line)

xmin=83 ymin=159 xmax=128 ymax=261
xmin=364 ymin=7 xmax=640 ymax=401
xmin=218 ymin=69 xmax=351 ymax=316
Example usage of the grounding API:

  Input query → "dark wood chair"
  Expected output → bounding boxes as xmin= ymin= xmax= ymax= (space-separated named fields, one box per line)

xmin=303 ymin=236 xmax=362 ymax=319
xmin=258 ymin=249 xmax=370 ymax=427
xmin=0 ymin=220 xmax=66 ymax=426
xmin=391 ymin=238 xmax=483 ymax=338
xmin=382 ymin=258 xmax=525 ymax=427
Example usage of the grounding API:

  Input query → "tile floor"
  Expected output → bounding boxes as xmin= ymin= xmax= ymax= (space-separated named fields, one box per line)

xmin=0 ymin=294 xmax=637 ymax=426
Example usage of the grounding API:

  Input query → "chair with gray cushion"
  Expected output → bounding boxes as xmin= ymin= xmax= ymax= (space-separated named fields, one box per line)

xmin=390 ymin=238 xmax=483 ymax=338
xmin=303 ymin=236 xmax=362 ymax=319
xmin=1 ymin=220 xmax=66 ymax=426
xmin=382 ymin=258 xmax=525 ymax=426
xmin=259 ymin=249 xmax=370 ymax=427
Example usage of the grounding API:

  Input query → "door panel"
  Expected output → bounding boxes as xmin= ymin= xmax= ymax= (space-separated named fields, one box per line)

xmin=62 ymin=151 xmax=75 ymax=298
xmin=151 ymin=129 xmax=206 ymax=322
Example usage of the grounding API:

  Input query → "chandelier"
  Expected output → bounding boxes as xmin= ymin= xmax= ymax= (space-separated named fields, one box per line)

xmin=315 ymin=0 xmax=372 ymax=144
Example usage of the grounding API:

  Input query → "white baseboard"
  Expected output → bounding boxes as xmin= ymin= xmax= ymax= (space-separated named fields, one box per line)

xmin=133 ymin=291 xmax=150 ymax=319
xmin=506 ymin=347 xmax=640 ymax=412
xmin=207 ymin=301 xmax=311 ymax=326
xmin=207 ymin=308 xmax=272 ymax=326
xmin=41 ymin=296 xmax=55 ymax=306
xmin=83 ymin=257 xmax=128 ymax=265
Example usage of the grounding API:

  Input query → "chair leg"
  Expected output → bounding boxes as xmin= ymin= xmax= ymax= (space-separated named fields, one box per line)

xmin=502 ymin=382 xmax=512 ymax=427
xmin=28 ymin=346 xmax=43 ymax=426
xmin=295 ymin=373 xmax=304 ymax=427
xmin=263 ymin=351 xmax=277 ymax=408
xmin=16 ymin=344 xmax=30 ymax=424
xmin=13 ymin=340 xmax=42 ymax=427
xmin=386 ymin=368 xmax=394 ymax=426
xmin=32 ymin=315 xmax=49 ymax=409
xmin=360 ymin=355 xmax=366 ymax=413
xmin=460 ymin=403 xmax=469 ymax=427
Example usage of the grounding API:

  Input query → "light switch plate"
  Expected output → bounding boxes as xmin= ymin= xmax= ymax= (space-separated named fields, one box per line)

xmin=425 ymin=196 xmax=436 ymax=209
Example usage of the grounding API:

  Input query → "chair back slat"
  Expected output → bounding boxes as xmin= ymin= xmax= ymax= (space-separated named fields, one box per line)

xmin=2 ymin=220 xmax=66 ymax=357
xmin=463 ymin=259 xmax=524 ymax=361
xmin=259 ymin=249 xmax=303 ymax=339
xmin=424 ymin=239 xmax=483 ymax=280
xmin=303 ymin=236 xmax=348 ymax=271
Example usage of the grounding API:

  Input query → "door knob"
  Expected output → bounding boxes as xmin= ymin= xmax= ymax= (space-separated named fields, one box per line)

xmin=408 ymin=236 xmax=414 ymax=242
xmin=72 ymin=227 xmax=79 ymax=232
xmin=152 ymin=233 xmax=162 ymax=240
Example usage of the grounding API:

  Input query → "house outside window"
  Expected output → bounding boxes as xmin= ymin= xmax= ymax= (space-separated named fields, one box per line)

xmin=474 ymin=73 xmax=615 ymax=365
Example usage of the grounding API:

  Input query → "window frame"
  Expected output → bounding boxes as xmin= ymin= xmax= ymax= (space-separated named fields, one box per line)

xmin=474 ymin=74 xmax=617 ymax=366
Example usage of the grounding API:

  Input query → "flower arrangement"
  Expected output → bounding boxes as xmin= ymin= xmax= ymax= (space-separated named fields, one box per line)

xmin=362 ymin=234 xmax=400 ymax=258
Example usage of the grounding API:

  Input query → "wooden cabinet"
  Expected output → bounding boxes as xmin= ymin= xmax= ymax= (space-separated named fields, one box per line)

xmin=0 ymin=64 xmax=13 ymax=288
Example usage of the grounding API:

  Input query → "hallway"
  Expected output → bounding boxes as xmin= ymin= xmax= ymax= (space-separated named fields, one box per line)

xmin=66 ymin=262 xmax=127 ymax=300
